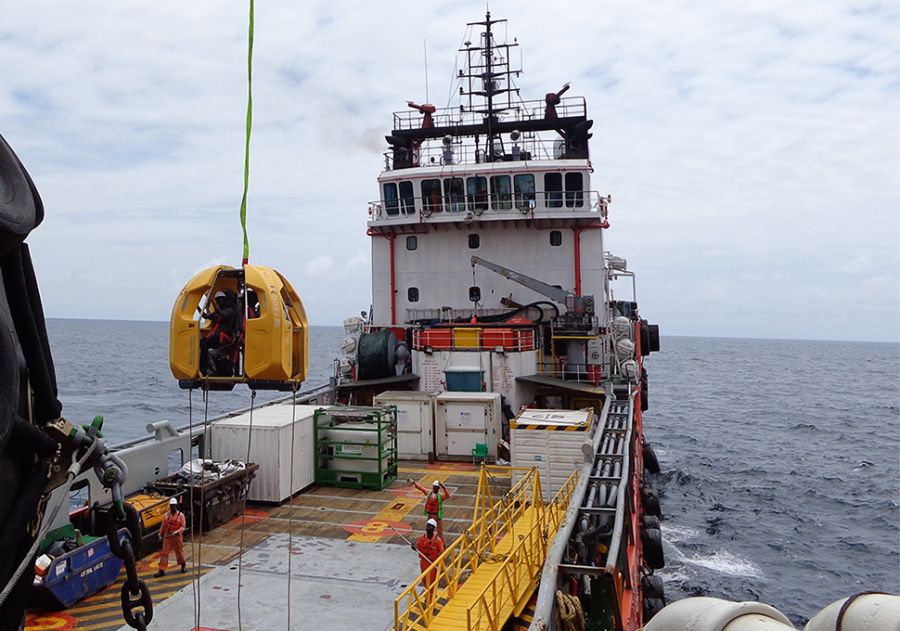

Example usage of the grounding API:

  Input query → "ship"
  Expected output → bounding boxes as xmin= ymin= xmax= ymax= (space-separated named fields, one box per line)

xmin=1 ymin=10 xmax=896 ymax=631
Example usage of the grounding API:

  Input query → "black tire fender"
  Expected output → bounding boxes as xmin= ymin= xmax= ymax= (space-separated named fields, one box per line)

xmin=641 ymin=526 xmax=665 ymax=570
xmin=641 ymin=573 xmax=666 ymax=600
xmin=639 ymin=319 xmax=651 ymax=356
xmin=643 ymin=441 xmax=660 ymax=474
xmin=643 ymin=596 xmax=666 ymax=621
xmin=641 ymin=514 xmax=661 ymax=531
xmin=642 ymin=486 xmax=662 ymax=518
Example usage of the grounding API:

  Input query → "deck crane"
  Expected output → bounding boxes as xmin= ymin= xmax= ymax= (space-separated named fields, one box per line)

xmin=470 ymin=255 xmax=597 ymax=330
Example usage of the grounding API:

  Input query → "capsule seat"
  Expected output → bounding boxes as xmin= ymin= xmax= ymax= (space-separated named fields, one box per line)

xmin=169 ymin=264 xmax=308 ymax=391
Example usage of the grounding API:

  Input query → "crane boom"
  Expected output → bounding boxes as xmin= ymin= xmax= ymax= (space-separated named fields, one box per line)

xmin=470 ymin=255 xmax=583 ymax=305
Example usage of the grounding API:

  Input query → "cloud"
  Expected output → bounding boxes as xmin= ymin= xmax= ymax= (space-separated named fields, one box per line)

xmin=1 ymin=0 xmax=897 ymax=340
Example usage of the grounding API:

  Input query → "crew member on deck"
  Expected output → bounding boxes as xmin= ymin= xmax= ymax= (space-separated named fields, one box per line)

xmin=412 ymin=518 xmax=444 ymax=587
xmin=154 ymin=498 xmax=187 ymax=577
xmin=411 ymin=479 xmax=451 ymax=541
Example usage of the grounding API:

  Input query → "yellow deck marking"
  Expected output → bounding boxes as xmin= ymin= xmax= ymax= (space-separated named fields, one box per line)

xmin=398 ymin=464 xmax=511 ymax=479
xmin=347 ymin=472 xmax=454 ymax=543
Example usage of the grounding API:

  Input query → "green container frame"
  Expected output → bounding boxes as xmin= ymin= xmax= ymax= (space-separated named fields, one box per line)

xmin=314 ymin=406 xmax=398 ymax=491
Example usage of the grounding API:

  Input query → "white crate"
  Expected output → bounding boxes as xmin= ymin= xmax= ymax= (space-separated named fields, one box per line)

xmin=373 ymin=391 xmax=435 ymax=460
xmin=434 ymin=392 xmax=502 ymax=460
xmin=209 ymin=403 xmax=323 ymax=503
xmin=510 ymin=409 xmax=594 ymax=500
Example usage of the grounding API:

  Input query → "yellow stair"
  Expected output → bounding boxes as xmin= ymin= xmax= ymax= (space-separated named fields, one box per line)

xmin=394 ymin=468 xmax=576 ymax=631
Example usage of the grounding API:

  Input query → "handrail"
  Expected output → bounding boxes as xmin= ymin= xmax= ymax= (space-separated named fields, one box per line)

xmin=109 ymin=381 xmax=334 ymax=451
xmin=393 ymin=467 xmax=543 ymax=630
xmin=391 ymin=96 xmax=587 ymax=131
xmin=465 ymin=470 xmax=579 ymax=630
xmin=369 ymin=190 xmax=608 ymax=222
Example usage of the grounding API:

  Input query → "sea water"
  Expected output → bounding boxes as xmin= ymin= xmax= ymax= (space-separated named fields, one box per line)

xmin=45 ymin=320 xmax=900 ymax=624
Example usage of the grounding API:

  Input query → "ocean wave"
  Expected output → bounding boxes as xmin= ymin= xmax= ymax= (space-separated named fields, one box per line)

xmin=683 ymin=549 xmax=765 ymax=578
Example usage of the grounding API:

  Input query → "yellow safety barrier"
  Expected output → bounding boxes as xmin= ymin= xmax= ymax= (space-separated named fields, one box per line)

xmin=394 ymin=468 xmax=578 ymax=631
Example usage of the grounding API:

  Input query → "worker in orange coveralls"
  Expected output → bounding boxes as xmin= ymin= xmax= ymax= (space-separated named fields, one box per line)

xmin=410 ymin=478 xmax=451 ymax=541
xmin=412 ymin=518 xmax=445 ymax=587
xmin=154 ymin=498 xmax=187 ymax=577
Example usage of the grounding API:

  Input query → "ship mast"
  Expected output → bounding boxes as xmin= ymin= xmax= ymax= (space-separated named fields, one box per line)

xmin=460 ymin=11 xmax=520 ymax=162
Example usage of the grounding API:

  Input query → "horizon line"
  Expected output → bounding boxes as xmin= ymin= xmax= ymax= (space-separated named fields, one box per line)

xmin=43 ymin=316 xmax=900 ymax=345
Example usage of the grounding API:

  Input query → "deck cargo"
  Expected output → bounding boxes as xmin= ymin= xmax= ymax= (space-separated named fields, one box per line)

xmin=208 ymin=403 xmax=322 ymax=502
xmin=511 ymin=408 xmax=595 ymax=500
xmin=372 ymin=390 xmax=435 ymax=460
xmin=434 ymin=391 xmax=502 ymax=460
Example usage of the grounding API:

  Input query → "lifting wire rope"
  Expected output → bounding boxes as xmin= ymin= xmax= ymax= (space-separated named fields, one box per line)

xmin=188 ymin=388 xmax=199 ymax=629
xmin=235 ymin=4 xmax=256 ymax=628
xmin=287 ymin=386 xmax=298 ymax=630
xmin=236 ymin=389 xmax=256 ymax=631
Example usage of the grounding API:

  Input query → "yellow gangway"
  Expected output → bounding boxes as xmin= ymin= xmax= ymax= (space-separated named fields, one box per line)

xmin=394 ymin=467 xmax=578 ymax=631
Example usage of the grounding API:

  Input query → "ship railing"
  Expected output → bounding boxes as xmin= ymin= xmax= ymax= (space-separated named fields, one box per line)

xmin=383 ymin=132 xmax=574 ymax=170
xmin=393 ymin=467 xmax=543 ymax=630
xmin=537 ymin=361 xmax=604 ymax=386
xmin=391 ymin=96 xmax=587 ymax=131
xmin=369 ymin=190 xmax=609 ymax=222
xmin=411 ymin=328 xmax=536 ymax=353
xmin=465 ymin=470 xmax=578 ymax=631
xmin=108 ymin=381 xmax=335 ymax=452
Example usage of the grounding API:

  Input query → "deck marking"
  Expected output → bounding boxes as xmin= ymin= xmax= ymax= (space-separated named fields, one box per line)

xmin=346 ymin=472 xmax=453 ymax=542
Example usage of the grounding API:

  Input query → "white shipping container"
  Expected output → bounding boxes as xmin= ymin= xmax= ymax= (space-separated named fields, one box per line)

xmin=510 ymin=409 xmax=594 ymax=500
xmin=434 ymin=392 xmax=502 ymax=460
xmin=209 ymin=403 xmax=323 ymax=503
xmin=372 ymin=390 xmax=435 ymax=460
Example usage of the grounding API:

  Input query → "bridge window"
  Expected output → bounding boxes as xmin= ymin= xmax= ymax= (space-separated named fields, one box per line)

xmin=399 ymin=181 xmax=415 ymax=214
xmin=550 ymin=230 xmax=562 ymax=246
xmin=565 ymin=173 xmax=584 ymax=208
xmin=408 ymin=287 xmax=419 ymax=302
xmin=422 ymin=179 xmax=443 ymax=214
xmin=514 ymin=174 xmax=536 ymax=210
xmin=406 ymin=236 xmax=417 ymax=251
xmin=444 ymin=177 xmax=465 ymax=212
xmin=383 ymin=182 xmax=399 ymax=216
xmin=468 ymin=233 xmax=480 ymax=249
xmin=544 ymin=173 xmax=563 ymax=208
xmin=490 ymin=175 xmax=512 ymax=210
xmin=466 ymin=176 xmax=488 ymax=213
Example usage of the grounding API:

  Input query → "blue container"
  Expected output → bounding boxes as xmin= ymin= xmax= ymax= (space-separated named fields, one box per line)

xmin=445 ymin=369 xmax=484 ymax=392
xmin=31 ymin=529 xmax=129 ymax=609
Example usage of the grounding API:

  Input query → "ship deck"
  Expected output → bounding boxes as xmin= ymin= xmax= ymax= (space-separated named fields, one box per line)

xmin=25 ymin=461 xmax=513 ymax=631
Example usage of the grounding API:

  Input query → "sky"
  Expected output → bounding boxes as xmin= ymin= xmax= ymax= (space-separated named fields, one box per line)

xmin=1 ymin=0 xmax=898 ymax=342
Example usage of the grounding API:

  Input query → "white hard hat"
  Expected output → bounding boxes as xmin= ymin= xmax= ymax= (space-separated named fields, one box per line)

xmin=426 ymin=518 xmax=437 ymax=528
xmin=432 ymin=480 xmax=440 ymax=487
xmin=169 ymin=498 xmax=178 ymax=505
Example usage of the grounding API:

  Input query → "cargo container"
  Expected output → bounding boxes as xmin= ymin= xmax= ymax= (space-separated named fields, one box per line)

xmin=372 ymin=390 xmax=435 ymax=460
xmin=208 ymin=403 xmax=322 ymax=503
xmin=434 ymin=392 xmax=502 ymax=460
